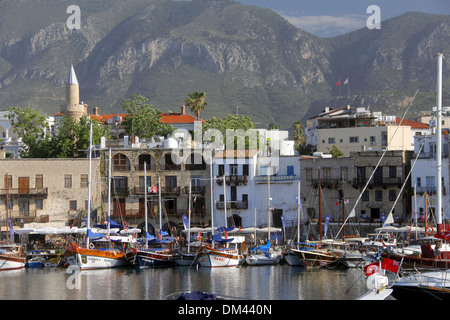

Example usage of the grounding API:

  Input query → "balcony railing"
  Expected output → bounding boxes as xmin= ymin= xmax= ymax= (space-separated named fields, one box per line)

xmin=352 ymin=177 xmax=402 ymax=187
xmin=216 ymin=200 xmax=248 ymax=210
xmin=135 ymin=164 xmax=156 ymax=171
xmin=0 ymin=188 xmax=48 ymax=197
xmin=255 ymin=175 xmax=297 ymax=183
xmin=182 ymin=186 xmax=205 ymax=194
xmin=216 ymin=175 xmax=248 ymax=186
xmin=161 ymin=187 xmax=181 ymax=194
xmin=111 ymin=187 xmax=129 ymax=196
xmin=415 ymin=186 xmax=447 ymax=195
xmin=312 ymin=178 xmax=338 ymax=188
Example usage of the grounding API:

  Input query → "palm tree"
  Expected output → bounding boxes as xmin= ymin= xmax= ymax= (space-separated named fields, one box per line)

xmin=185 ymin=91 xmax=207 ymax=119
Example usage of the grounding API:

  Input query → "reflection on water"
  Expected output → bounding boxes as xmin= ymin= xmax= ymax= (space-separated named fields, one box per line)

xmin=0 ymin=265 xmax=368 ymax=300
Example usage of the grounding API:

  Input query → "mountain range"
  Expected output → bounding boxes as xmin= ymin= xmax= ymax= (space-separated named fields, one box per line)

xmin=0 ymin=0 xmax=449 ymax=129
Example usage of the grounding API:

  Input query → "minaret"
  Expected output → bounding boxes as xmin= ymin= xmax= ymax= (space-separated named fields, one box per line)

xmin=61 ymin=65 xmax=86 ymax=120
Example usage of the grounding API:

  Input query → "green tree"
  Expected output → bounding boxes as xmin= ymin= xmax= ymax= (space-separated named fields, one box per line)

xmin=7 ymin=106 xmax=49 ymax=158
xmin=121 ymin=94 xmax=174 ymax=138
xmin=185 ymin=91 xmax=207 ymax=119
xmin=327 ymin=145 xmax=344 ymax=158
xmin=48 ymin=115 xmax=109 ymax=158
xmin=201 ymin=114 xmax=261 ymax=150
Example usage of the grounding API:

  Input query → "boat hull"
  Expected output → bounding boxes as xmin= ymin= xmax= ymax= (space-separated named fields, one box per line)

xmin=291 ymin=248 xmax=337 ymax=267
xmin=0 ymin=255 xmax=26 ymax=271
xmin=246 ymin=253 xmax=281 ymax=266
xmin=283 ymin=251 xmax=306 ymax=267
xmin=65 ymin=242 xmax=128 ymax=270
xmin=173 ymin=253 xmax=199 ymax=266
xmin=126 ymin=248 xmax=173 ymax=268
xmin=197 ymin=245 xmax=245 ymax=268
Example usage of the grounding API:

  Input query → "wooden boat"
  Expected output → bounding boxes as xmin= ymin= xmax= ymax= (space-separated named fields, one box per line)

xmin=66 ymin=241 xmax=129 ymax=270
xmin=0 ymin=244 xmax=26 ymax=271
xmin=197 ymin=242 xmax=246 ymax=268
xmin=288 ymin=246 xmax=338 ymax=267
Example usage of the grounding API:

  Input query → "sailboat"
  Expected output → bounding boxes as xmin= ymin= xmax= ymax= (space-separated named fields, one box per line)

xmin=66 ymin=130 xmax=131 ymax=270
xmin=173 ymin=180 xmax=200 ymax=266
xmin=382 ymin=53 xmax=450 ymax=269
xmin=125 ymin=175 xmax=174 ymax=268
xmin=1 ymin=174 xmax=26 ymax=271
xmin=196 ymin=155 xmax=246 ymax=268
xmin=246 ymin=171 xmax=282 ymax=266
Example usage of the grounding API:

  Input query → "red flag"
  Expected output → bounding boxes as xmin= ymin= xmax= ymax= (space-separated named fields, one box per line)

xmin=335 ymin=79 xmax=340 ymax=87
xmin=336 ymin=201 xmax=339 ymax=206
xmin=364 ymin=258 xmax=399 ymax=276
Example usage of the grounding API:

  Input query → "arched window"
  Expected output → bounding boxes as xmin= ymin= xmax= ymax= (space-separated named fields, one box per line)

xmin=112 ymin=153 xmax=130 ymax=171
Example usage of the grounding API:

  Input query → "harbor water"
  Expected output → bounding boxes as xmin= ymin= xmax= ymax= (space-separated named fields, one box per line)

xmin=0 ymin=264 xmax=369 ymax=300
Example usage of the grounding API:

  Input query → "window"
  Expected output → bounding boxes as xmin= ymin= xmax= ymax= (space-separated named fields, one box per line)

xmin=36 ymin=199 xmax=43 ymax=210
xmin=416 ymin=177 xmax=421 ymax=187
xmin=389 ymin=166 xmax=396 ymax=178
xmin=35 ymin=174 xmax=43 ymax=188
xmin=370 ymin=136 xmax=376 ymax=144
xmin=243 ymin=164 xmax=249 ymax=176
xmin=328 ymin=137 xmax=335 ymax=144
xmin=287 ymin=165 xmax=294 ymax=176
xmin=375 ymin=190 xmax=383 ymax=201
xmin=323 ymin=168 xmax=331 ymax=181
xmin=362 ymin=190 xmax=369 ymax=201
xmin=230 ymin=164 xmax=238 ymax=176
xmin=80 ymin=174 xmax=88 ymax=188
xmin=306 ymin=168 xmax=313 ymax=181
xmin=65 ymin=175 xmax=72 ymax=188
xmin=69 ymin=200 xmax=77 ymax=211
xmin=349 ymin=136 xmax=359 ymax=143
xmin=389 ymin=190 xmax=396 ymax=201
xmin=218 ymin=165 xmax=225 ymax=176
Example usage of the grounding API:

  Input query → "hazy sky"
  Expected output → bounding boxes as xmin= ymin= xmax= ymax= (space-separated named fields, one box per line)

xmin=236 ymin=0 xmax=450 ymax=37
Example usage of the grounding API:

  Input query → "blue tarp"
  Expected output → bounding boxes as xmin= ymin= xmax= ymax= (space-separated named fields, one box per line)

xmin=87 ymin=229 xmax=105 ymax=239
xmin=252 ymin=239 xmax=271 ymax=252
xmin=93 ymin=219 xmax=124 ymax=230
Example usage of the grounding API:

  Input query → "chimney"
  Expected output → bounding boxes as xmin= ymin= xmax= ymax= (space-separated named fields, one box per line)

xmin=181 ymin=105 xmax=185 ymax=115
xmin=93 ymin=106 xmax=99 ymax=116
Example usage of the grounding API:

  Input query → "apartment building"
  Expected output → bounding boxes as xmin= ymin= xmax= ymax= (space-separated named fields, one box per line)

xmin=0 ymin=157 xmax=101 ymax=233
xmin=410 ymin=131 xmax=450 ymax=221
xmin=305 ymin=106 xmax=412 ymax=156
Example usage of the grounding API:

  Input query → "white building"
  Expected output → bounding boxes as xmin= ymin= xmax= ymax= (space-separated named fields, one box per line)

xmin=411 ymin=131 xmax=450 ymax=221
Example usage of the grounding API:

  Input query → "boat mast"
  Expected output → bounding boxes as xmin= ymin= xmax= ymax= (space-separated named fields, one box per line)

xmin=144 ymin=161 xmax=148 ymax=248
xmin=223 ymin=174 xmax=227 ymax=228
xmin=342 ymin=180 xmax=345 ymax=239
xmin=86 ymin=122 xmax=92 ymax=248
xmin=108 ymin=148 xmax=111 ymax=247
xmin=5 ymin=173 xmax=9 ymax=244
xmin=158 ymin=176 xmax=162 ymax=238
xmin=297 ymin=181 xmax=300 ymax=249
xmin=188 ymin=179 xmax=191 ymax=252
xmin=436 ymin=52 xmax=444 ymax=233
xmin=318 ymin=168 xmax=322 ymax=242
xmin=210 ymin=152 xmax=214 ymax=246
xmin=268 ymin=166 xmax=271 ymax=242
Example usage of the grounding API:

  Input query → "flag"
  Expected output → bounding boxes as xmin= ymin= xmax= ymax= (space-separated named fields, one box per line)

xmin=335 ymin=79 xmax=340 ymax=87
xmin=324 ymin=215 xmax=331 ymax=238
xmin=364 ymin=258 xmax=400 ymax=276
xmin=336 ymin=200 xmax=339 ymax=206
xmin=182 ymin=215 xmax=189 ymax=230
xmin=344 ymin=78 xmax=348 ymax=85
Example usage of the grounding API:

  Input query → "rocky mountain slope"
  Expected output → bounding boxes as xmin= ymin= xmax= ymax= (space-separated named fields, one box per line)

xmin=0 ymin=0 xmax=449 ymax=129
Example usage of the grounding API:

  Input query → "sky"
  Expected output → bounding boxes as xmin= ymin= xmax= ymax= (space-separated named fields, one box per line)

xmin=236 ymin=0 xmax=450 ymax=37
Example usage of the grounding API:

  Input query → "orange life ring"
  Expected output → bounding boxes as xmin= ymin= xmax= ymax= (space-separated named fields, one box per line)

xmin=122 ymin=221 xmax=127 ymax=228
xmin=172 ymin=226 xmax=176 ymax=232
xmin=426 ymin=226 xmax=435 ymax=235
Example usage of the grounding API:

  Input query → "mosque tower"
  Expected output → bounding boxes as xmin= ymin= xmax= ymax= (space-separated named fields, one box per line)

xmin=61 ymin=65 xmax=86 ymax=120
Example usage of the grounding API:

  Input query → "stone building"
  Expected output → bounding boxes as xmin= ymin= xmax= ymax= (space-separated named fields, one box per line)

xmin=0 ymin=157 xmax=101 ymax=234
xmin=102 ymin=144 xmax=212 ymax=235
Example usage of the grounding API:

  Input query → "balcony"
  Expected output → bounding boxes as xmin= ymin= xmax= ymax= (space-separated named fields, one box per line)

xmin=216 ymin=175 xmax=248 ymax=186
xmin=0 ymin=188 xmax=48 ymax=197
xmin=311 ymin=178 xmax=338 ymax=188
xmin=352 ymin=177 xmax=402 ymax=188
xmin=161 ymin=186 xmax=181 ymax=194
xmin=6 ymin=210 xmax=37 ymax=223
xmin=216 ymin=200 xmax=248 ymax=210
xmin=135 ymin=164 xmax=156 ymax=171
xmin=255 ymin=175 xmax=297 ymax=183
xmin=182 ymin=186 xmax=205 ymax=194
xmin=111 ymin=187 xmax=129 ymax=197
xmin=415 ymin=186 xmax=447 ymax=195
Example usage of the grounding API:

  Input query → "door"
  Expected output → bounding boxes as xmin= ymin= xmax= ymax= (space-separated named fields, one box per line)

xmin=19 ymin=177 xmax=29 ymax=194
xmin=19 ymin=200 xmax=30 ymax=217
xmin=113 ymin=198 xmax=126 ymax=217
